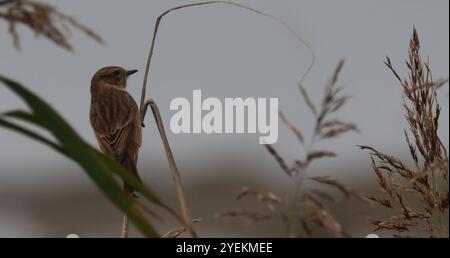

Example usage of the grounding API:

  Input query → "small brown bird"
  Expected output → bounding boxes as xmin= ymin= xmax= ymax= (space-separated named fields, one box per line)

xmin=90 ymin=66 xmax=141 ymax=195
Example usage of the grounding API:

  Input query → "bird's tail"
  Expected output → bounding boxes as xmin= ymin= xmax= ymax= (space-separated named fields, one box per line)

xmin=121 ymin=156 xmax=141 ymax=198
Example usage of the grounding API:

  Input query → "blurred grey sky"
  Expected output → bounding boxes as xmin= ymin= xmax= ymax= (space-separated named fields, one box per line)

xmin=0 ymin=0 xmax=448 ymax=237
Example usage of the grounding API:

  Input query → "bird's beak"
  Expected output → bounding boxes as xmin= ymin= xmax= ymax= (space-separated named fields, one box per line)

xmin=126 ymin=70 xmax=138 ymax=76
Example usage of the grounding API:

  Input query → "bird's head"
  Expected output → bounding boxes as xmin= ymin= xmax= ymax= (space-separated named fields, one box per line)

xmin=91 ymin=66 xmax=138 ymax=89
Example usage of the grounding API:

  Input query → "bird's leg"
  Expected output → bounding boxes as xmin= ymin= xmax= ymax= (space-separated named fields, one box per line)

xmin=140 ymin=99 xmax=153 ymax=128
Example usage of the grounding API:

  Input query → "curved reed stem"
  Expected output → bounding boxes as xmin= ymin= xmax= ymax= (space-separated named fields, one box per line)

xmin=139 ymin=0 xmax=315 ymax=110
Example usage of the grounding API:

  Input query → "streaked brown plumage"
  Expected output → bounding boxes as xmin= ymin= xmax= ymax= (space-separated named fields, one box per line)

xmin=90 ymin=66 xmax=141 ymax=195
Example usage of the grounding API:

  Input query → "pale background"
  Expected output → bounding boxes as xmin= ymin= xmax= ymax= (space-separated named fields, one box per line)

xmin=0 ymin=0 xmax=448 ymax=237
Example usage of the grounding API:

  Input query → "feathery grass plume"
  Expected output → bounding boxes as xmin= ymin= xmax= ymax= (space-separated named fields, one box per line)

xmin=220 ymin=60 xmax=361 ymax=237
xmin=216 ymin=209 xmax=274 ymax=225
xmin=0 ymin=0 xmax=104 ymax=51
xmin=163 ymin=219 xmax=202 ymax=238
xmin=361 ymin=27 xmax=449 ymax=238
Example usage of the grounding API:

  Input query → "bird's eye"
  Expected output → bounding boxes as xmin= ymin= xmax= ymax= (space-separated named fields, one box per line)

xmin=112 ymin=71 xmax=121 ymax=77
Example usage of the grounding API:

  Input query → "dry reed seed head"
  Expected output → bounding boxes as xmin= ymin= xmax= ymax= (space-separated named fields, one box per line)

xmin=259 ymin=59 xmax=360 ymax=237
xmin=311 ymin=60 xmax=359 ymax=139
xmin=300 ymin=219 xmax=313 ymax=237
xmin=264 ymin=144 xmax=293 ymax=176
xmin=162 ymin=218 xmax=202 ymax=238
xmin=365 ymin=195 xmax=393 ymax=209
xmin=302 ymin=192 xmax=325 ymax=209
xmin=215 ymin=210 xmax=272 ymax=225
xmin=0 ymin=0 xmax=103 ymax=50
xmin=236 ymin=186 xmax=285 ymax=207
xmin=362 ymin=27 xmax=448 ymax=237
xmin=359 ymin=145 xmax=417 ymax=179
xmin=279 ymin=111 xmax=305 ymax=145
xmin=307 ymin=208 xmax=343 ymax=237
xmin=411 ymin=27 xmax=420 ymax=52
xmin=405 ymin=130 xmax=420 ymax=167
xmin=306 ymin=150 xmax=337 ymax=162
xmin=307 ymin=189 xmax=336 ymax=203
xmin=320 ymin=119 xmax=349 ymax=128
xmin=385 ymin=56 xmax=403 ymax=84
xmin=395 ymin=193 xmax=430 ymax=219
xmin=370 ymin=157 xmax=395 ymax=197
xmin=309 ymin=176 xmax=367 ymax=201
xmin=298 ymin=83 xmax=318 ymax=117
xmin=319 ymin=123 xmax=359 ymax=140
xmin=300 ymin=188 xmax=350 ymax=237
xmin=404 ymin=79 xmax=450 ymax=95
xmin=370 ymin=217 xmax=418 ymax=232
xmin=330 ymin=59 xmax=346 ymax=87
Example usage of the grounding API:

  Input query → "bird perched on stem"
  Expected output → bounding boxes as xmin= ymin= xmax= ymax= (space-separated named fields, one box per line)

xmin=90 ymin=66 xmax=141 ymax=196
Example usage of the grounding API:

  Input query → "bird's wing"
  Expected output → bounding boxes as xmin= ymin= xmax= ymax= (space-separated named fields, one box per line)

xmin=91 ymin=87 xmax=140 ymax=161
